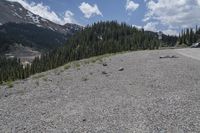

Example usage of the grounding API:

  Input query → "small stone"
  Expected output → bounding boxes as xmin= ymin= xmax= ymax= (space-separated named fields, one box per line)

xmin=41 ymin=112 xmax=46 ymax=115
xmin=102 ymin=71 xmax=108 ymax=75
xmin=103 ymin=63 xmax=107 ymax=66
xmin=89 ymin=72 xmax=93 ymax=75
xmin=118 ymin=67 xmax=124 ymax=71
xmin=82 ymin=119 xmax=86 ymax=122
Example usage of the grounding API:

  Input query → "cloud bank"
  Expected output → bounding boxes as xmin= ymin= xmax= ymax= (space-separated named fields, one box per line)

xmin=144 ymin=0 xmax=200 ymax=35
xmin=79 ymin=2 xmax=102 ymax=19
xmin=143 ymin=22 xmax=158 ymax=32
xmin=126 ymin=0 xmax=139 ymax=12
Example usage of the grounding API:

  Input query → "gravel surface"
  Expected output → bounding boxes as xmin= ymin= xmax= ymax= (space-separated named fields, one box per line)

xmin=176 ymin=48 xmax=200 ymax=61
xmin=1 ymin=48 xmax=200 ymax=132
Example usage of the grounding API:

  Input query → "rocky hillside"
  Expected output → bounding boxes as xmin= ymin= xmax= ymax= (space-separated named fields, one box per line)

xmin=0 ymin=0 xmax=81 ymax=35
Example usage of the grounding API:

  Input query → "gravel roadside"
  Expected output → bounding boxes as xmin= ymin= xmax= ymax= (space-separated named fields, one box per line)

xmin=1 ymin=49 xmax=200 ymax=132
xmin=176 ymin=48 xmax=200 ymax=61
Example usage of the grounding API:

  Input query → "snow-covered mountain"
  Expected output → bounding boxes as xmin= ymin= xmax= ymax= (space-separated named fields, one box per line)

xmin=0 ymin=0 xmax=81 ymax=35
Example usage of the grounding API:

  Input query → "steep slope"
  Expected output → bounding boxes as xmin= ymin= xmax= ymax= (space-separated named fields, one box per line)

xmin=0 ymin=0 xmax=82 ymax=58
xmin=0 ymin=23 xmax=68 ymax=53
xmin=0 ymin=0 xmax=81 ymax=35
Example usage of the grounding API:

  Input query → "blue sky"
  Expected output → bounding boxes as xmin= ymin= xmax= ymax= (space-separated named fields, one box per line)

xmin=26 ymin=0 xmax=146 ymax=26
xmin=7 ymin=0 xmax=200 ymax=35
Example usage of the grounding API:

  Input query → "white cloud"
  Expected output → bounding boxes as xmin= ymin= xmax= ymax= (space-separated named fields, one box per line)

xmin=143 ymin=22 xmax=158 ymax=32
xmin=79 ymin=2 xmax=102 ymax=18
xmin=132 ymin=24 xmax=142 ymax=29
xmin=6 ymin=0 xmax=77 ymax=25
xmin=144 ymin=0 xmax=200 ymax=29
xmin=197 ymin=0 xmax=200 ymax=5
xmin=143 ymin=22 xmax=178 ymax=35
xmin=126 ymin=0 xmax=139 ymax=12
xmin=163 ymin=29 xmax=179 ymax=36
xmin=63 ymin=10 xmax=75 ymax=24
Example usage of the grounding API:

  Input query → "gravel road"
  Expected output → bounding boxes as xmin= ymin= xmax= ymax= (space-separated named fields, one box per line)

xmin=1 ymin=48 xmax=200 ymax=133
xmin=176 ymin=48 xmax=200 ymax=61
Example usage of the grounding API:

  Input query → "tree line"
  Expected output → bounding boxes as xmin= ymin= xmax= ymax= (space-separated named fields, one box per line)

xmin=178 ymin=26 xmax=200 ymax=46
xmin=0 ymin=21 xmax=178 ymax=83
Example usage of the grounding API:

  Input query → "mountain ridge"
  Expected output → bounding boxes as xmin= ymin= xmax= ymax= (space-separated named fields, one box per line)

xmin=0 ymin=0 xmax=82 ymax=35
xmin=0 ymin=0 xmax=82 ymax=60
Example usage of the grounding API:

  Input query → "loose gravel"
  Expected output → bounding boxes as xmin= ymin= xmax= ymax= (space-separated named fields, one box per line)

xmin=1 ymin=49 xmax=200 ymax=133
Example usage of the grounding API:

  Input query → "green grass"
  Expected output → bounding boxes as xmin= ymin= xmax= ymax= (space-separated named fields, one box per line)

xmin=64 ymin=63 xmax=71 ymax=70
xmin=43 ymin=77 xmax=48 ymax=81
xmin=64 ymin=61 xmax=82 ymax=71
xmin=60 ymin=69 xmax=65 ymax=73
xmin=83 ymin=60 xmax=90 ymax=64
xmin=74 ymin=62 xmax=81 ymax=68
xmin=82 ymin=53 xmax=113 ymax=65
xmin=62 ymin=52 xmax=126 ymax=71
xmin=6 ymin=81 xmax=13 ymax=88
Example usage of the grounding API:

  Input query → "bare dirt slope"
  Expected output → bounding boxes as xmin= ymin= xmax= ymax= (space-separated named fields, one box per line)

xmin=6 ymin=44 xmax=41 ymax=63
xmin=1 ymin=49 xmax=200 ymax=132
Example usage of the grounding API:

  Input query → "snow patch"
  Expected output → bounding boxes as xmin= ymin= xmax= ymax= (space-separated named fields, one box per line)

xmin=36 ymin=24 xmax=42 ymax=27
xmin=49 ymin=27 xmax=55 ymax=31
xmin=13 ymin=12 xmax=22 ymax=18
xmin=26 ymin=11 xmax=40 ymax=24
xmin=41 ymin=18 xmax=47 ymax=22
xmin=0 ymin=23 xmax=2 ymax=26
xmin=19 ymin=8 xmax=22 ymax=11
xmin=26 ymin=11 xmax=33 ymax=17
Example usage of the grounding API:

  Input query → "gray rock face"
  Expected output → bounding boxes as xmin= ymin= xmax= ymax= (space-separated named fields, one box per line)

xmin=0 ymin=0 xmax=81 ymax=35
xmin=1 ymin=49 xmax=200 ymax=132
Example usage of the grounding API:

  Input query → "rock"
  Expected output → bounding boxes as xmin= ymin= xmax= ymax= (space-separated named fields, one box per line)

xmin=118 ymin=67 xmax=124 ymax=71
xmin=102 ymin=71 xmax=108 ymax=75
xmin=159 ymin=55 xmax=178 ymax=59
xmin=171 ymin=55 xmax=178 ymax=58
xmin=103 ymin=63 xmax=108 ymax=66
xmin=4 ymin=94 xmax=8 ymax=97
xmin=48 ymin=79 xmax=53 ymax=82
xmin=89 ymin=72 xmax=93 ymax=75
